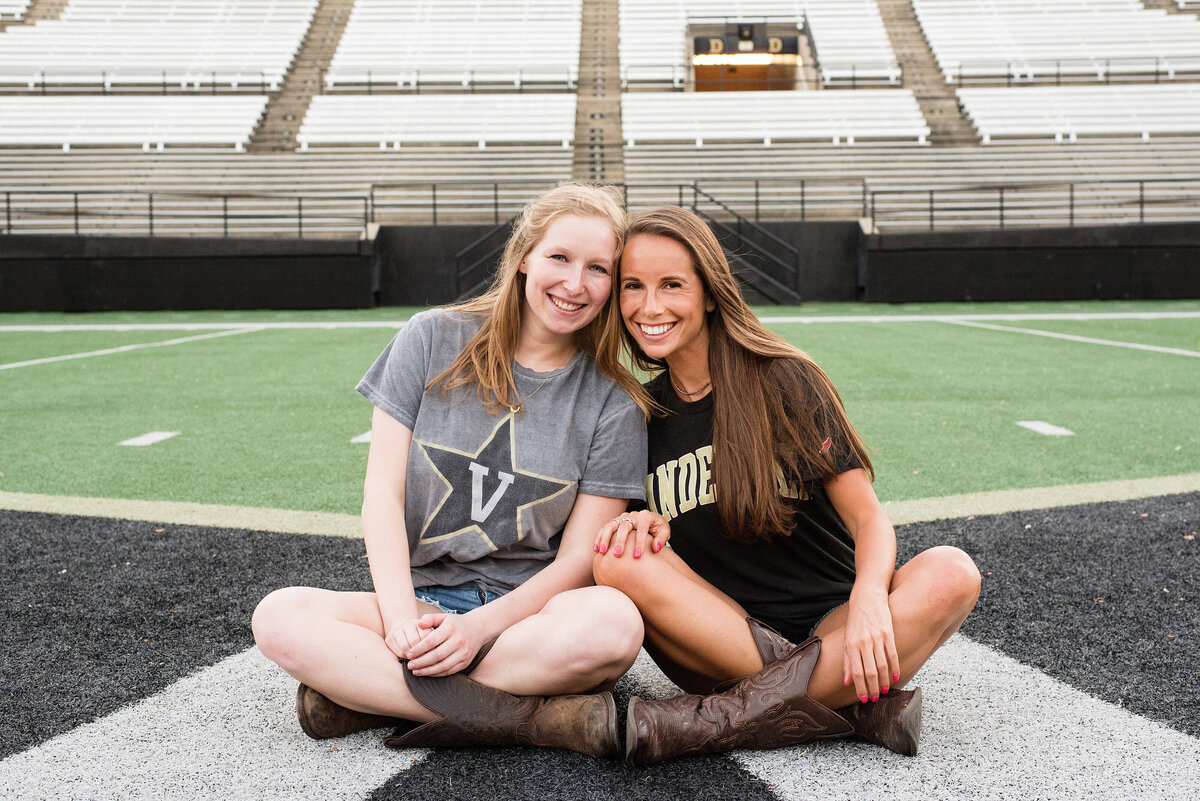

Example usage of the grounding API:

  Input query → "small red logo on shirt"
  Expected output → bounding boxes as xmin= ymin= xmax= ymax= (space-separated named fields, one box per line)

xmin=820 ymin=437 xmax=833 ymax=454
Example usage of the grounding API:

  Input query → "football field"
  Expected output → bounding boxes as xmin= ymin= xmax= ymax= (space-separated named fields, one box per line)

xmin=2 ymin=299 xmax=1198 ymax=800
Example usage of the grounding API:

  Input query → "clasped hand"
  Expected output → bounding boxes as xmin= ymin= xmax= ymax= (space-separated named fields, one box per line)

xmin=593 ymin=509 xmax=671 ymax=558
xmin=385 ymin=612 xmax=482 ymax=677
xmin=841 ymin=589 xmax=901 ymax=702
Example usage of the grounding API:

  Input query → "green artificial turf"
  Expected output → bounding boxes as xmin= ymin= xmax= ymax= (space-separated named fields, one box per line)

xmin=1 ymin=301 xmax=1197 ymax=512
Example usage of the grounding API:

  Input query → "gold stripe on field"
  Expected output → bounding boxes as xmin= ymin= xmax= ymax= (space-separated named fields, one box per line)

xmin=2 ymin=472 xmax=1199 ymax=537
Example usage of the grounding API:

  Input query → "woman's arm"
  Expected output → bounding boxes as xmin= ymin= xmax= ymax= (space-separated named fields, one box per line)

xmin=404 ymin=491 xmax=628 ymax=676
xmin=826 ymin=467 xmax=902 ymax=702
xmin=361 ymin=405 xmax=426 ymax=658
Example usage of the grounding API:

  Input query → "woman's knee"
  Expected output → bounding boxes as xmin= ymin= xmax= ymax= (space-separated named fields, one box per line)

xmin=543 ymin=586 xmax=644 ymax=671
xmin=593 ymin=549 xmax=658 ymax=594
xmin=251 ymin=586 xmax=318 ymax=667
xmin=917 ymin=546 xmax=982 ymax=617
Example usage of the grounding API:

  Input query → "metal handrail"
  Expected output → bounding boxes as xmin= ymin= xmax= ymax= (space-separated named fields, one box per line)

xmin=1 ymin=189 xmax=369 ymax=238
xmin=869 ymin=176 xmax=1200 ymax=232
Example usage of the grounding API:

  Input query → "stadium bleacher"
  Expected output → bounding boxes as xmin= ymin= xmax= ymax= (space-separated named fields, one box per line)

xmin=0 ymin=0 xmax=1199 ymax=237
xmin=958 ymin=84 xmax=1200 ymax=143
xmin=0 ymin=96 xmax=267 ymax=150
xmin=0 ymin=0 xmax=316 ymax=90
xmin=913 ymin=0 xmax=1200 ymax=84
xmin=0 ymin=0 xmax=31 ymax=21
xmin=298 ymin=94 xmax=576 ymax=150
xmin=324 ymin=0 xmax=580 ymax=90
xmin=622 ymin=89 xmax=928 ymax=145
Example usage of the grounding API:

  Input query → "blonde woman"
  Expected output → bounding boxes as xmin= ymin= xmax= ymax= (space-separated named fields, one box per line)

xmin=253 ymin=184 xmax=658 ymax=758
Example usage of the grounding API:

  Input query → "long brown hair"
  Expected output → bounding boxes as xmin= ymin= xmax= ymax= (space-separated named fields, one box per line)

xmin=623 ymin=206 xmax=872 ymax=542
xmin=432 ymin=182 xmax=652 ymax=417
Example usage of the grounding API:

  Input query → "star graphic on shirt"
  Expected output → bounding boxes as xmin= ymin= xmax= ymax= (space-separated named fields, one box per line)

xmin=415 ymin=412 xmax=573 ymax=552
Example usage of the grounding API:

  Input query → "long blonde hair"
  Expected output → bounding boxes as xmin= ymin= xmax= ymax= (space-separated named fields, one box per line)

xmin=432 ymin=182 xmax=652 ymax=416
xmin=624 ymin=206 xmax=872 ymax=542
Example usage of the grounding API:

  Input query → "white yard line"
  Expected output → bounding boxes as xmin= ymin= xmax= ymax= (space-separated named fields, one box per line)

xmin=0 ymin=327 xmax=264 ymax=371
xmin=0 ymin=648 xmax=417 ymax=801
xmin=1 ymin=310 xmax=1198 ymax=333
xmin=1016 ymin=421 xmax=1075 ymax=437
xmin=118 ymin=431 xmax=181 ymax=447
xmin=944 ymin=319 xmax=1200 ymax=358
xmin=741 ymin=636 xmax=1200 ymax=801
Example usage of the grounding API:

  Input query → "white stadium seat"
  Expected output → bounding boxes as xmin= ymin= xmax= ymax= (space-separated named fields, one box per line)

xmin=0 ymin=96 xmax=268 ymax=149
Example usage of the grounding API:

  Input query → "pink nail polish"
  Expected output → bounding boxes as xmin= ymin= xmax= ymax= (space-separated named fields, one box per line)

xmin=613 ymin=547 xmax=623 ymax=556
xmin=633 ymin=549 xmax=642 ymax=558
xmin=893 ymin=673 xmax=901 ymax=682
xmin=843 ymin=676 xmax=850 ymax=686
xmin=860 ymin=695 xmax=869 ymax=704
xmin=598 ymin=545 xmax=606 ymax=554
xmin=871 ymin=695 xmax=879 ymax=703
xmin=882 ymin=687 xmax=890 ymax=695
xmin=593 ymin=544 xmax=599 ymax=552
xmin=653 ymin=542 xmax=662 ymax=552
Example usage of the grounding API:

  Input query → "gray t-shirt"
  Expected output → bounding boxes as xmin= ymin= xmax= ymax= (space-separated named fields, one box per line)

xmin=357 ymin=309 xmax=647 ymax=594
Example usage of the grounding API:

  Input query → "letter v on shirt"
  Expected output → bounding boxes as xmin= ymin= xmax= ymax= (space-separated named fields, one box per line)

xmin=469 ymin=462 xmax=515 ymax=522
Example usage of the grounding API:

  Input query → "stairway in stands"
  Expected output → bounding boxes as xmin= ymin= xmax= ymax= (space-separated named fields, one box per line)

xmin=1140 ymin=0 xmax=1200 ymax=17
xmin=0 ymin=0 xmax=64 ymax=31
xmin=874 ymin=0 xmax=980 ymax=146
xmin=247 ymin=0 xmax=354 ymax=153
xmin=572 ymin=0 xmax=624 ymax=184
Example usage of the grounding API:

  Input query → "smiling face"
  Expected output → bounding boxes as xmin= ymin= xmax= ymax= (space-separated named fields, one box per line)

xmin=518 ymin=213 xmax=618 ymax=343
xmin=619 ymin=232 xmax=711 ymax=369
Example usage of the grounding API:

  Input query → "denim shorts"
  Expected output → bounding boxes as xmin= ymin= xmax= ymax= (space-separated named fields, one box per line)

xmin=414 ymin=582 xmax=506 ymax=615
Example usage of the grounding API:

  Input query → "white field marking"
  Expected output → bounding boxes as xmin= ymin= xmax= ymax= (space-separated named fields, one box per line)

xmin=0 ymin=327 xmax=264 ymax=371
xmin=1016 ymin=420 xmax=1075 ymax=437
xmin=351 ymin=430 xmax=372 ymax=444
xmin=944 ymin=319 xmax=1200 ymax=357
xmin=118 ymin=431 xmax=181 ymax=447
xmin=0 ymin=648 xmax=421 ymax=801
xmin=4 ymin=471 xmax=1200 ymax=540
xmin=739 ymin=636 xmax=1200 ymax=801
xmin=1 ymin=310 xmax=1199 ymax=333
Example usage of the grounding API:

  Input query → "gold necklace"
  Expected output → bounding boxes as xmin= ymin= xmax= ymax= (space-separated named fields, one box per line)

xmin=508 ymin=374 xmax=552 ymax=414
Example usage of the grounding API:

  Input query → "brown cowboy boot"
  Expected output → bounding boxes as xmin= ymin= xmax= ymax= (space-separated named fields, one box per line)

xmin=836 ymin=686 xmax=922 ymax=756
xmin=745 ymin=618 xmax=923 ymax=756
xmin=383 ymin=663 xmax=620 ymax=759
xmin=627 ymin=624 xmax=923 ymax=764
xmin=296 ymin=684 xmax=402 ymax=740
xmin=626 ymin=635 xmax=854 ymax=765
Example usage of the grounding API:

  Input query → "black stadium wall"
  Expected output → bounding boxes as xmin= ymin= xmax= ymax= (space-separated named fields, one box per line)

xmin=0 ymin=235 xmax=373 ymax=311
xmin=2 ymin=221 xmax=1198 ymax=311
xmin=865 ymin=222 xmax=1200 ymax=302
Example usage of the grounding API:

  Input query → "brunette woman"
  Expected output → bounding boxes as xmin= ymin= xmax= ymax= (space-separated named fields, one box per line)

xmin=253 ymin=183 xmax=657 ymax=758
xmin=594 ymin=206 xmax=981 ymax=764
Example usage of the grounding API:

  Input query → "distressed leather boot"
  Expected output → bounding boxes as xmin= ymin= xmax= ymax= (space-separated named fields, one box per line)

xmin=383 ymin=664 xmax=620 ymax=759
xmin=836 ymin=686 xmax=922 ymax=756
xmin=296 ymin=683 xmax=402 ymax=740
xmin=626 ymin=636 xmax=854 ymax=765
xmin=748 ymin=617 xmax=923 ymax=756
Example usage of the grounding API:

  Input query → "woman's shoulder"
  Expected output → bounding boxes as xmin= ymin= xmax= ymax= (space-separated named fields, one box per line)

xmin=404 ymin=307 xmax=486 ymax=336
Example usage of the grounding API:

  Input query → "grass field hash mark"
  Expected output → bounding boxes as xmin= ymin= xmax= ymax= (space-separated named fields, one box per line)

xmin=0 ymin=327 xmax=264 ymax=371
xmin=943 ymin=320 xmax=1200 ymax=358
xmin=1016 ymin=421 xmax=1076 ymax=437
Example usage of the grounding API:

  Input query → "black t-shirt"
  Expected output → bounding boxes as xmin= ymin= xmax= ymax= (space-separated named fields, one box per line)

xmin=642 ymin=371 xmax=860 ymax=641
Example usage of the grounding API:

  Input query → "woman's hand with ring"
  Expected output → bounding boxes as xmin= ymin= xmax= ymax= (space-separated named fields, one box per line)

xmin=594 ymin=509 xmax=670 ymax=558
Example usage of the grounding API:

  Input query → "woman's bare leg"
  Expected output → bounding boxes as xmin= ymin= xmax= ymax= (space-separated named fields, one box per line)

xmin=251 ymin=584 xmax=643 ymax=720
xmin=594 ymin=544 xmax=981 ymax=707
